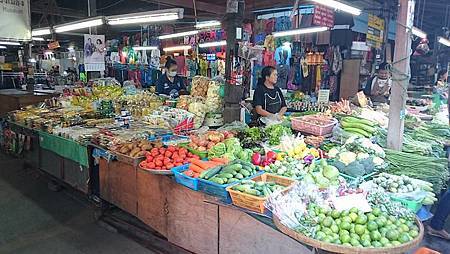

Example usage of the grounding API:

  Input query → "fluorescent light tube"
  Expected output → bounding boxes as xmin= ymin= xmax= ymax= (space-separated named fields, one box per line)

xmin=0 ymin=46 xmax=6 ymax=49
xmin=0 ymin=41 xmax=20 ymax=45
xmin=198 ymin=40 xmax=227 ymax=48
xmin=159 ymin=30 xmax=199 ymax=40
xmin=438 ymin=36 xmax=450 ymax=47
xmin=54 ymin=18 xmax=104 ymax=33
xmin=273 ymin=26 xmax=328 ymax=37
xmin=32 ymin=28 xmax=52 ymax=36
xmin=32 ymin=37 xmax=45 ymax=41
xmin=163 ymin=45 xmax=192 ymax=52
xmin=107 ymin=9 xmax=183 ymax=25
xmin=133 ymin=46 xmax=158 ymax=51
xmin=195 ymin=20 xmax=221 ymax=29
xmin=311 ymin=0 xmax=362 ymax=16
xmin=411 ymin=27 xmax=427 ymax=39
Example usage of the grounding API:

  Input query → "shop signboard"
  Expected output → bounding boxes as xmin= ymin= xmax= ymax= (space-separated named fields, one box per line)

xmin=0 ymin=0 xmax=31 ymax=41
xmin=313 ymin=5 xmax=335 ymax=28
xmin=366 ymin=14 xmax=385 ymax=49
xmin=84 ymin=34 xmax=106 ymax=71
xmin=47 ymin=41 xmax=60 ymax=50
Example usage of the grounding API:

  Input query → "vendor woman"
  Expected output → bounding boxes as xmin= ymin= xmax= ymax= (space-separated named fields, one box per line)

xmin=252 ymin=66 xmax=287 ymax=123
xmin=363 ymin=63 xmax=392 ymax=104
xmin=156 ymin=56 xmax=186 ymax=97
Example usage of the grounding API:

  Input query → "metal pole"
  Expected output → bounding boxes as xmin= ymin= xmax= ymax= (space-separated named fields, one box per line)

xmin=387 ymin=0 xmax=415 ymax=150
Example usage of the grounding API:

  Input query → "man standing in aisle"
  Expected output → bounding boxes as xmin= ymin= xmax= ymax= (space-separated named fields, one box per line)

xmin=363 ymin=63 xmax=392 ymax=104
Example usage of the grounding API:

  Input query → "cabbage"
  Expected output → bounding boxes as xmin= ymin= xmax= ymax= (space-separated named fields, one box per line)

xmin=323 ymin=165 xmax=340 ymax=180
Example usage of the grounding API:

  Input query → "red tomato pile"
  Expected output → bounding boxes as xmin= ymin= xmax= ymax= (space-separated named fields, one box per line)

xmin=140 ymin=146 xmax=200 ymax=171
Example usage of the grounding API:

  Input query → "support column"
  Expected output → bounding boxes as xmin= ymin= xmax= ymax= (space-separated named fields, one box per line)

xmin=387 ymin=0 xmax=415 ymax=150
xmin=88 ymin=0 xmax=97 ymax=35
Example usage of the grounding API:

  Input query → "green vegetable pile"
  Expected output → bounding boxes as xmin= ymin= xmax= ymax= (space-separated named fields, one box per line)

xmin=264 ymin=124 xmax=292 ymax=145
xmin=200 ymin=160 xmax=258 ymax=185
xmin=264 ymin=157 xmax=306 ymax=179
xmin=302 ymin=160 xmax=340 ymax=188
xmin=366 ymin=188 xmax=415 ymax=219
xmin=309 ymin=206 xmax=419 ymax=248
xmin=377 ymin=129 xmax=435 ymax=157
xmin=340 ymin=116 xmax=378 ymax=138
xmin=232 ymin=179 xmax=286 ymax=197
xmin=208 ymin=138 xmax=252 ymax=161
xmin=384 ymin=149 xmax=449 ymax=194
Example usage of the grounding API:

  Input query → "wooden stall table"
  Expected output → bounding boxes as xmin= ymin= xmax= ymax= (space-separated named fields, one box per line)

xmin=0 ymin=89 xmax=56 ymax=115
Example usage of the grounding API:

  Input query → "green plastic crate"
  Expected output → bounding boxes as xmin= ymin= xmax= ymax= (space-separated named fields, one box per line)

xmin=390 ymin=196 xmax=423 ymax=213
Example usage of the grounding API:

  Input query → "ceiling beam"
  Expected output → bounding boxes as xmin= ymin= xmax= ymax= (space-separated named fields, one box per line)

xmin=32 ymin=5 xmax=87 ymax=19
xmin=140 ymin=0 xmax=226 ymax=14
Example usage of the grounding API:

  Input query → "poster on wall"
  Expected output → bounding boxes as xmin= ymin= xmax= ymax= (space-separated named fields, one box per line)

xmin=366 ymin=14 xmax=385 ymax=49
xmin=313 ymin=5 xmax=335 ymax=28
xmin=84 ymin=34 xmax=106 ymax=71
xmin=0 ymin=0 xmax=31 ymax=41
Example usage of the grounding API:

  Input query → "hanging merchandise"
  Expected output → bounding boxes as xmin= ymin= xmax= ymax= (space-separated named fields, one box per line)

xmin=264 ymin=35 xmax=276 ymax=51
xmin=149 ymin=49 xmax=161 ymax=69
xmin=210 ymin=61 xmax=218 ymax=78
xmin=199 ymin=58 xmax=208 ymax=77
xmin=275 ymin=43 xmax=292 ymax=66
xmin=276 ymin=65 xmax=289 ymax=89
xmin=175 ymin=55 xmax=187 ymax=76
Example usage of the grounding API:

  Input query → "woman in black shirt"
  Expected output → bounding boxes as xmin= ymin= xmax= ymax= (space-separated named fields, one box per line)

xmin=252 ymin=66 xmax=287 ymax=122
xmin=156 ymin=57 xmax=186 ymax=97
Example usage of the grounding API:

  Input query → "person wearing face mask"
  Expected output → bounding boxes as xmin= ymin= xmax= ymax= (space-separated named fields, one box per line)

xmin=363 ymin=63 xmax=392 ymax=104
xmin=252 ymin=66 xmax=288 ymax=125
xmin=156 ymin=56 xmax=186 ymax=97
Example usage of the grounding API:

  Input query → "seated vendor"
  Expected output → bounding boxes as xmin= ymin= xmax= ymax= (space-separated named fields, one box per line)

xmin=363 ymin=63 xmax=392 ymax=104
xmin=252 ymin=66 xmax=287 ymax=123
xmin=156 ymin=56 xmax=186 ymax=97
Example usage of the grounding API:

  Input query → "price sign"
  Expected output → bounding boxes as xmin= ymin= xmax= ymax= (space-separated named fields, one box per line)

xmin=318 ymin=89 xmax=330 ymax=104
xmin=313 ymin=5 xmax=335 ymax=28
xmin=367 ymin=14 xmax=385 ymax=49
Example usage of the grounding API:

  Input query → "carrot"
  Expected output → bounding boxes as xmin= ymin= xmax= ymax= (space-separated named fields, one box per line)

xmin=193 ymin=173 xmax=200 ymax=178
xmin=189 ymin=163 xmax=204 ymax=173
xmin=211 ymin=157 xmax=229 ymax=164
xmin=204 ymin=161 xmax=223 ymax=167
xmin=190 ymin=159 xmax=211 ymax=170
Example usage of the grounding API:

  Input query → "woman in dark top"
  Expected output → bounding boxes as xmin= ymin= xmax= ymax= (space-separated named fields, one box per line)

xmin=252 ymin=66 xmax=287 ymax=122
xmin=156 ymin=57 xmax=186 ymax=97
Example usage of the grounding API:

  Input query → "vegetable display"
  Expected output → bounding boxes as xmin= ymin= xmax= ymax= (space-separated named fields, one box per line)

xmin=339 ymin=116 xmax=378 ymax=138
xmin=112 ymin=139 xmax=163 ymax=158
xmin=264 ymin=157 xmax=306 ymax=179
xmin=188 ymin=131 xmax=233 ymax=152
xmin=264 ymin=124 xmax=292 ymax=145
xmin=231 ymin=180 xmax=286 ymax=197
xmin=141 ymin=146 xmax=199 ymax=171
xmin=199 ymin=160 xmax=259 ymax=185
xmin=302 ymin=160 xmax=341 ymax=188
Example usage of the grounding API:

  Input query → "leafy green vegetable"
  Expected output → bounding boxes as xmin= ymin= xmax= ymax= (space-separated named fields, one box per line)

xmin=264 ymin=124 xmax=292 ymax=145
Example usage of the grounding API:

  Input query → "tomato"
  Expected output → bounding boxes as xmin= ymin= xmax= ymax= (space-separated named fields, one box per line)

xmin=159 ymin=148 xmax=166 ymax=154
xmin=165 ymin=151 xmax=173 ymax=158
xmin=192 ymin=155 xmax=200 ymax=160
xmin=167 ymin=146 xmax=176 ymax=152
xmin=163 ymin=157 xmax=171 ymax=164
xmin=156 ymin=154 xmax=164 ymax=160
xmin=179 ymin=153 xmax=186 ymax=159
xmin=150 ymin=151 xmax=158 ymax=157
xmin=179 ymin=148 xmax=187 ymax=154
xmin=148 ymin=162 xmax=156 ymax=168
xmin=175 ymin=157 xmax=183 ymax=163
xmin=146 ymin=156 xmax=154 ymax=163
xmin=187 ymin=152 xmax=193 ymax=157
xmin=155 ymin=160 xmax=163 ymax=167
xmin=175 ymin=162 xmax=183 ymax=167
xmin=184 ymin=170 xmax=194 ymax=177
xmin=166 ymin=163 xmax=174 ymax=169
xmin=161 ymin=166 xmax=167 ymax=170
xmin=155 ymin=166 xmax=161 ymax=170
xmin=140 ymin=161 xmax=147 ymax=167
xmin=150 ymin=148 xmax=159 ymax=153
xmin=171 ymin=152 xmax=179 ymax=159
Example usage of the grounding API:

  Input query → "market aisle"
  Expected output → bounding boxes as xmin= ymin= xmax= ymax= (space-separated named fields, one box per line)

xmin=0 ymin=154 xmax=155 ymax=254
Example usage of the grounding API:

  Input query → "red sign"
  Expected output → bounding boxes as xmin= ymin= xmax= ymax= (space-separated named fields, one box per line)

xmin=47 ymin=41 xmax=60 ymax=50
xmin=313 ymin=5 xmax=335 ymax=28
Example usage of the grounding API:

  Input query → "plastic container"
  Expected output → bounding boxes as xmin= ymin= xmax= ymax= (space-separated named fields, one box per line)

xmin=390 ymin=196 xmax=423 ymax=213
xmin=198 ymin=171 xmax=264 ymax=203
xmin=172 ymin=164 xmax=199 ymax=191
xmin=291 ymin=115 xmax=337 ymax=136
xmin=226 ymin=173 xmax=295 ymax=214
xmin=414 ymin=247 xmax=440 ymax=254
xmin=339 ymin=172 xmax=378 ymax=182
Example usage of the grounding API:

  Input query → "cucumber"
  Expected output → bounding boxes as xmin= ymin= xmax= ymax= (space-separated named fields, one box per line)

xmin=344 ymin=127 xmax=371 ymax=137
xmin=228 ymin=178 xmax=239 ymax=184
xmin=235 ymin=173 xmax=244 ymax=179
xmin=342 ymin=116 xmax=377 ymax=127
xmin=222 ymin=169 xmax=237 ymax=175
xmin=221 ymin=173 xmax=234 ymax=179
xmin=244 ymin=189 xmax=259 ymax=196
xmin=212 ymin=178 xmax=224 ymax=185
xmin=201 ymin=166 xmax=222 ymax=180
xmin=341 ymin=120 xmax=376 ymax=134
xmin=223 ymin=164 xmax=243 ymax=172
xmin=237 ymin=160 xmax=256 ymax=169
xmin=234 ymin=185 xmax=246 ymax=192
xmin=240 ymin=169 xmax=250 ymax=177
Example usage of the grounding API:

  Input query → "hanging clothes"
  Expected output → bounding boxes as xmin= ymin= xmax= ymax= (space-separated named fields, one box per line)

xmin=263 ymin=50 xmax=276 ymax=66
xmin=210 ymin=61 xmax=218 ymax=78
xmin=276 ymin=65 xmax=289 ymax=89
xmin=274 ymin=44 xmax=292 ymax=66
xmin=264 ymin=35 xmax=275 ymax=51
xmin=186 ymin=58 xmax=198 ymax=78
xmin=315 ymin=66 xmax=322 ymax=91
xmin=199 ymin=58 xmax=208 ymax=77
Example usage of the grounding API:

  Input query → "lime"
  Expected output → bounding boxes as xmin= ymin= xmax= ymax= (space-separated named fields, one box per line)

xmin=361 ymin=239 xmax=371 ymax=247
xmin=395 ymin=220 xmax=402 ymax=226
xmin=398 ymin=232 xmax=411 ymax=243
xmin=340 ymin=234 xmax=351 ymax=243
xmin=410 ymin=225 xmax=419 ymax=232
xmin=330 ymin=224 xmax=339 ymax=233
xmin=388 ymin=215 xmax=396 ymax=223
xmin=399 ymin=224 xmax=410 ymax=233
xmin=340 ymin=210 xmax=350 ymax=217
xmin=318 ymin=213 xmax=326 ymax=221
xmin=350 ymin=238 xmax=360 ymax=247
xmin=355 ymin=225 xmax=366 ymax=236
xmin=350 ymin=233 xmax=361 ymax=241
xmin=367 ymin=213 xmax=377 ymax=221
xmin=340 ymin=221 xmax=352 ymax=231
xmin=399 ymin=218 xmax=406 ymax=224
xmin=406 ymin=220 xmax=414 ymax=229
xmin=331 ymin=233 xmax=339 ymax=241
xmin=322 ymin=216 xmax=334 ymax=227
xmin=342 ymin=216 xmax=352 ymax=224
xmin=355 ymin=214 xmax=368 ymax=225
xmin=323 ymin=236 xmax=333 ymax=243
xmin=379 ymin=227 xmax=388 ymax=235
xmin=315 ymin=225 xmax=321 ymax=231
xmin=409 ymin=230 xmax=419 ymax=238
xmin=370 ymin=231 xmax=382 ymax=241
xmin=322 ymin=227 xmax=333 ymax=235
xmin=349 ymin=207 xmax=359 ymax=214
xmin=372 ymin=241 xmax=383 ymax=248
xmin=335 ymin=219 xmax=342 ymax=226
xmin=349 ymin=212 xmax=358 ymax=222
xmin=372 ymin=207 xmax=382 ymax=217
xmin=391 ymin=241 xmax=401 ymax=246
xmin=375 ymin=217 xmax=387 ymax=228
xmin=361 ymin=234 xmax=371 ymax=242
xmin=315 ymin=231 xmax=326 ymax=240
xmin=331 ymin=210 xmax=341 ymax=219
xmin=379 ymin=237 xmax=390 ymax=246
xmin=339 ymin=229 xmax=350 ymax=237
xmin=367 ymin=221 xmax=379 ymax=231
xmin=333 ymin=239 xmax=342 ymax=244
xmin=385 ymin=220 xmax=393 ymax=225
xmin=343 ymin=242 xmax=352 ymax=247
xmin=384 ymin=243 xmax=393 ymax=248
xmin=386 ymin=230 xmax=399 ymax=241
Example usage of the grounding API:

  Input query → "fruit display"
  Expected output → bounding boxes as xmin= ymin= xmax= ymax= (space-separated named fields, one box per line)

xmin=140 ymin=146 xmax=199 ymax=171
xmin=199 ymin=160 xmax=259 ymax=185
xmin=188 ymin=131 xmax=232 ymax=152
xmin=231 ymin=179 xmax=286 ymax=197
xmin=302 ymin=160 xmax=341 ymax=188
xmin=309 ymin=206 xmax=419 ymax=248
xmin=339 ymin=116 xmax=378 ymax=138
xmin=263 ymin=157 xmax=306 ymax=179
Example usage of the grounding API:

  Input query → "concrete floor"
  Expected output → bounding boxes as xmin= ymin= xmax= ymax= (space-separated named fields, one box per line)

xmin=0 ymin=154 xmax=155 ymax=254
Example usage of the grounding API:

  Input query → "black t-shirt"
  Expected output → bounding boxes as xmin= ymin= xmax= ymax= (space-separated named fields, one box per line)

xmin=156 ymin=74 xmax=186 ymax=96
xmin=252 ymin=85 xmax=287 ymax=115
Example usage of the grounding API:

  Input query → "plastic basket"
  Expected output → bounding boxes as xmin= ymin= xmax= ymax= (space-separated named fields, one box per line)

xmin=171 ymin=164 xmax=199 ymax=191
xmin=198 ymin=171 xmax=264 ymax=203
xmin=291 ymin=115 xmax=337 ymax=136
xmin=390 ymin=196 xmax=423 ymax=213
xmin=339 ymin=172 xmax=378 ymax=182
xmin=226 ymin=173 xmax=295 ymax=213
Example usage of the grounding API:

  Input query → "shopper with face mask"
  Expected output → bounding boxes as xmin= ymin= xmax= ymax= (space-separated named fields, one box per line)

xmin=363 ymin=62 xmax=392 ymax=104
xmin=156 ymin=56 xmax=186 ymax=97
